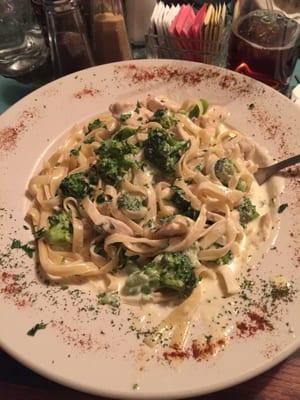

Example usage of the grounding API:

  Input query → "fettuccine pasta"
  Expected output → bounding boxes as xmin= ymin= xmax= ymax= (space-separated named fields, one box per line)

xmin=28 ymin=95 xmax=268 ymax=310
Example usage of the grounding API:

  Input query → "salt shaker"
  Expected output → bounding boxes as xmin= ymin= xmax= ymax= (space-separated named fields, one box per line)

xmin=43 ymin=0 xmax=94 ymax=77
xmin=91 ymin=0 xmax=132 ymax=64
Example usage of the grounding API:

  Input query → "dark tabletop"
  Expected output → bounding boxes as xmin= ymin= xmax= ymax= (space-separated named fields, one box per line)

xmin=1 ymin=348 xmax=300 ymax=400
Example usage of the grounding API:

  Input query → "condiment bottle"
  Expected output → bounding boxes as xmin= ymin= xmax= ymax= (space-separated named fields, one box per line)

xmin=91 ymin=0 xmax=132 ymax=64
xmin=125 ymin=0 xmax=156 ymax=45
xmin=43 ymin=0 xmax=94 ymax=77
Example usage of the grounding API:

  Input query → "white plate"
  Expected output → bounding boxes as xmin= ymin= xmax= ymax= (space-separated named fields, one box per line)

xmin=0 ymin=60 xmax=299 ymax=399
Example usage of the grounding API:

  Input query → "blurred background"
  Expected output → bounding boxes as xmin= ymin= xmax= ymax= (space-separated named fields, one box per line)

xmin=0 ymin=0 xmax=299 ymax=112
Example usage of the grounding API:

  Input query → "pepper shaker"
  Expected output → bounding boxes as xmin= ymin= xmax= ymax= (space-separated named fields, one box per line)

xmin=43 ymin=0 xmax=94 ymax=77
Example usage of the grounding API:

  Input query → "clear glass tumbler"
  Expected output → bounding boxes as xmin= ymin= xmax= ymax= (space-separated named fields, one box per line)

xmin=227 ymin=0 xmax=300 ymax=92
xmin=0 ymin=0 xmax=49 ymax=78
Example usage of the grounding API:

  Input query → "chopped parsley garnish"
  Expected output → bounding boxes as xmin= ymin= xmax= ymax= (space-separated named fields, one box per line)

xmin=119 ymin=113 xmax=131 ymax=123
xmin=188 ymin=104 xmax=200 ymax=119
xmin=11 ymin=239 xmax=35 ymax=258
xmin=88 ymin=118 xmax=107 ymax=132
xmin=33 ymin=227 xmax=46 ymax=240
xmin=27 ymin=322 xmax=47 ymax=336
xmin=94 ymin=240 xmax=107 ymax=258
xmin=278 ymin=203 xmax=288 ymax=214
xmin=83 ymin=136 xmax=95 ymax=144
xmin=70 ymin=146 xmax=81 ymax=156
xmin=97 ymin=292 xmax=120 ymax=309
xmin=134 ymin=101 xmax=142 ymax=114
xmin=96 ymin=192 xmax=112 ymax=204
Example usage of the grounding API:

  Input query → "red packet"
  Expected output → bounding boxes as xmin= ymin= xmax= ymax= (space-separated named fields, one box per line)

xmin=192 ymin=4 xmax=207 ymax=51
xmin=169 ymin=5 xmax=189 ymax=51
xmin=181 ymin=6 xmax=196 ymax=52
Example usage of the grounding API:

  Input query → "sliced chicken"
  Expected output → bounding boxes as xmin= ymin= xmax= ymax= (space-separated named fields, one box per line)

xmin=153 ymin=217 xmax=190 ymax=238
xmin=146 ymin=95 xmax=181 ymax=112
xmin=109 ymin=102 xmax=135 ymax=118
xmin=238 ymin=137 xmax=255 ymax=160
xmin=199 ymin=106 xmax=230 ymax=129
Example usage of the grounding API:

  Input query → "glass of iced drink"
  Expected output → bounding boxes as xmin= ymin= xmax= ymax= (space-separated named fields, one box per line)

xmin=227 ymin=0 xmax=300 ymax=93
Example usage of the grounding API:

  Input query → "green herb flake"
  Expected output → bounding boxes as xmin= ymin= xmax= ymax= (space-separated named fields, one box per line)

xmin=83 ymin=136 xmax=95 ymax=144
xmin=119 ymin=113 xmax=131 ymax=123
xmin=134 ymin=101 xmax=142 ymax=114
xmin=70 ymin=146 xmax=81 ymax=157
xmin=11 ymin=239 xmax=35 ymax=258
xmin=205 ymin=334 xmax=212 ymax=343
xmin=34 ymin=227 xmax=46 ymax=240
xmin=188 ymin=104 xmax=200 ymax=119
xmin=97 ymin=292 xmax=120 ymax=309
xmin=132 ymin=383 xmax=140 ymax=390
xmin=96 ymin=193 xmax=112 ymax=204
xmin=27 ymin=322 xmax=47 ymax=336
xmin=88 ymin=119 xmax=107 ymax=133
xmin=278 ymin=203 xmax=288 ymax=214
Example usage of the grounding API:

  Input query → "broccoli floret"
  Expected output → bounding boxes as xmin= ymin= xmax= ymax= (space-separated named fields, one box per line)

xmin=88 ymin=118 xmax=107 ymax=132
xmin=59 ymin=172 xmax=90 ymax=199
xmin=95 ymin=139 xmax=138 ymax=186
xmin=117 ymin=193 xmax=144 ymax=211
xmin=144 ymin=128 xmax=189 ymax=173
xmin=237 ymin=197 xmax=259 ymax=228
xmin=44 ymin=210 xmax=72 ymax=249
xmin=114 ymin=127 xmax=137 ymax=141
xmin=124 ymin=252 xmax=198 ymax=297
xmin=236 ymin=179 xmax=247 ymax=192
xmin=151 ymin=108 xmax=177 ymax=129
xmin=171 ymin=186 xmax=199 ymax=221
xmin=215 ymin=158 xmax=236 ymax=186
